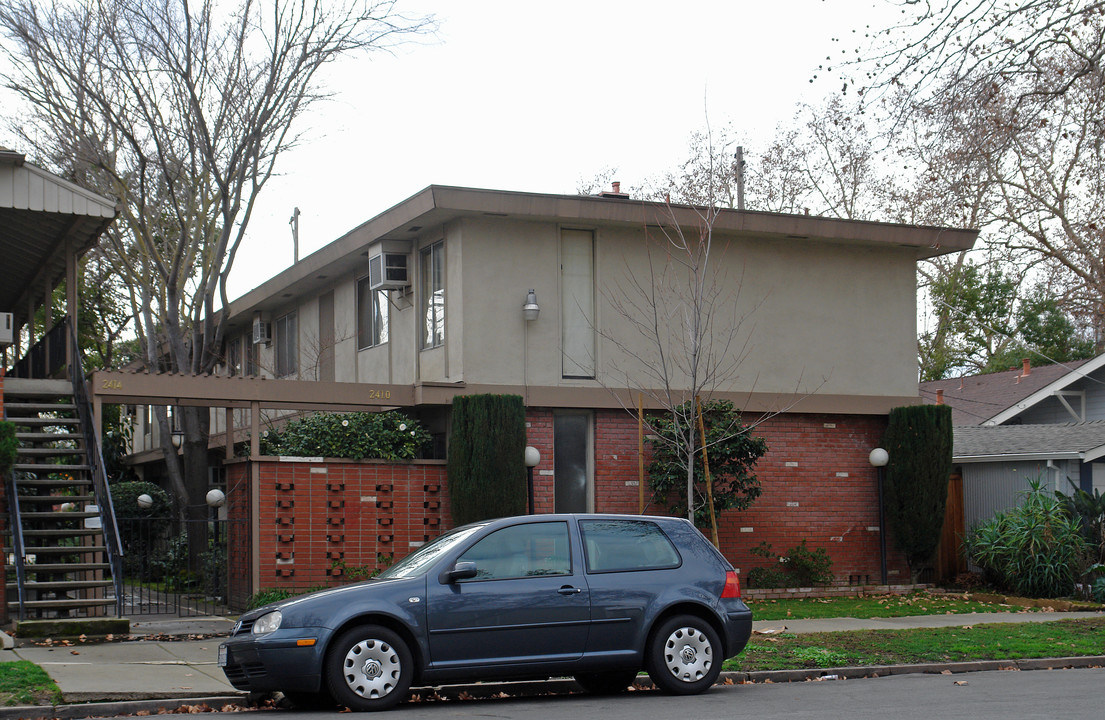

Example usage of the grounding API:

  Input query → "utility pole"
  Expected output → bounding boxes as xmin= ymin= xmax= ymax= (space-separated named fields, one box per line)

xmin=734 ymin=146 xmax=746 ymax=210
xmin=289 ymin=207 xmax=301 ymax=263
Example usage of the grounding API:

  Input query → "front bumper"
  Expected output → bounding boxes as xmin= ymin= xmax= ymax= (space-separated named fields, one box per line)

xmin=219 ymin=628 xmax=328 ymax=693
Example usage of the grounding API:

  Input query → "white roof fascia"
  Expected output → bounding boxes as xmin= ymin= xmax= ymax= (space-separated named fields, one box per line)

xmin=1082 ymin=443 xmax=1105 ymax=463
xmin=953 ymin=452 xmax=1084 ymax=464
xmin=982 ymin=353 xmax=1105 ymax=426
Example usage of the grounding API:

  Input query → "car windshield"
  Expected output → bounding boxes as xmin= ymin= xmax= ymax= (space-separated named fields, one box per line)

xmin=377 ymin=523 xmax=486 ymax=579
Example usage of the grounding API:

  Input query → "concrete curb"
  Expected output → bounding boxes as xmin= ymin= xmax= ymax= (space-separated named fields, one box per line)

xmin=2 ymin=656 xmax=1103 ymax=719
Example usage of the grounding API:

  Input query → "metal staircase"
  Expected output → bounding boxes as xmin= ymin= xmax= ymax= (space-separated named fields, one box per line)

xmin=3 ymin=322 xmax=124 ymax=619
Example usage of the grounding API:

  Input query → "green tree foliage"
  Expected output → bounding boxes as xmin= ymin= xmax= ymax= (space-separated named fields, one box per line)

xmin=965 ymin=479 xmax=1087 ymax=598
xmin=0 ymin=420 xmax=17 ymax=477
xmin=882 ymin=404 xmax=953 ymax=580
xmin=920 ymin=261 xmax=1093 ymax=381
xmin=259 ymin=412 xmax=429 ymax=461
xmin=647 ymin=399 xmax=767 ymax=528
xmin=447 ymin=395 xmax=527 ymax=526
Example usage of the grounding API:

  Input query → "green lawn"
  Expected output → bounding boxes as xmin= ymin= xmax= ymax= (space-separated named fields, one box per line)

xmin=746 ymin=591 xmax=1048 ymax=621
xmin=723 ymin=617 xmax=1105 ymax=672
xmin=0 ymin=662 xmax=62 ymax=706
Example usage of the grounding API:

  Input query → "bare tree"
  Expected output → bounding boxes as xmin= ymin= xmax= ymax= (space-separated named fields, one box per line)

xmin=0 ymin=0 xmax=434 ymax=537
xmin=851 ymin=1 xmax=1105 ymax=123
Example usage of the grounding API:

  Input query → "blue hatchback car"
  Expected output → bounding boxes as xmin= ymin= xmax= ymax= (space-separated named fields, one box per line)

xmin=219 ymin=513 xmax=752 ymax=711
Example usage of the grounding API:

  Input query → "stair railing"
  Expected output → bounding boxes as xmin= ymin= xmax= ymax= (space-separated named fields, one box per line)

xmin=3 ymin=469 xmax=28 ymax=620
xmin=65 ymin=318 xmax=125 ymax=617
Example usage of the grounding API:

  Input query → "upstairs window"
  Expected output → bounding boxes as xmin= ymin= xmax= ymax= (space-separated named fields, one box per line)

xmin=274 ymin=311 xmax=298 ymax=377
xmin=421 ymin=241 xmax=445 ymax=348
xmin=357 ymin=276 xmax=390 ymax=350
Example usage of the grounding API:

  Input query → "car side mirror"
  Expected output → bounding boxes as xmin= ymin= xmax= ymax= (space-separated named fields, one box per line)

xmin=442 ymin=561 xmax=478 ymax=584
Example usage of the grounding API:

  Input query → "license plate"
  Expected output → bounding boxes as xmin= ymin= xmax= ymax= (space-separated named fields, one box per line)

xmin=218 ymin=644 xmax=228 ymax=667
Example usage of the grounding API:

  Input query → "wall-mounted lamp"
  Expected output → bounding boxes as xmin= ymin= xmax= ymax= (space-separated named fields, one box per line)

xmin=522 ymin=289 xmax=540 ymax=321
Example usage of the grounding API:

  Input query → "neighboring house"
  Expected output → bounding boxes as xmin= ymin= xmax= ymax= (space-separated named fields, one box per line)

xmin=920 ymin=355 xmax=1105 ymax=531
xmin=103 ymin=184 xmax=977 ymax=598
xmin=1 ymin=148 xmax=122 ymax=621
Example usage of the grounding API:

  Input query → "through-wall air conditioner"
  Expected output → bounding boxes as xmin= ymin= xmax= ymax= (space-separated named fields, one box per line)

xmin=252 ymin=317 xmax=271 ymax=345
xmin=368 ymin=245 xmax=410 ymax=291
xmin=0 ymin=312 xmax=12 ymax=346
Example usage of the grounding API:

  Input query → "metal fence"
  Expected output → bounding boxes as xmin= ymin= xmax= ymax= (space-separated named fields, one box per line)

xmin=118 ymin=515 xmax=243 ymax=617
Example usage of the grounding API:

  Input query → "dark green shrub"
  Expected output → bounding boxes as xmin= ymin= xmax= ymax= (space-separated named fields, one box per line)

xmin=447 ymin=394 xmax=527 ymax=525
xmin=747 ymin=540 xmax=835 ymax=588
xmin=258 ymin=411 xmax=430 ymax=460
xmin=1093 ymin=577 xmax=1105 ymax=604
xmin=111 ymin=481 xmax=172 ymax=519
xmin=882 ymin=404 xmax=953 ymax=580
xmin=0 ymin=420 xmax=17 ymax=477
xmin=964 ymin=479 xmax=1087 ymax=598
xmin=646 ymin=399 xmax=767 ymax=528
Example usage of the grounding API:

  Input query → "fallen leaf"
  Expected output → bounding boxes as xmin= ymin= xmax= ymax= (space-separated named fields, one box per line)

xmin=941 ymin=670 xmax=953 ymax=675
xmin=954 ymin=681 xmax=968 ymax=686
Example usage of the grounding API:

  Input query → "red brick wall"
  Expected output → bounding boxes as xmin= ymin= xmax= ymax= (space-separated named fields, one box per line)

xmin=227 ymin=409 xmax=908 ymax=608
xmin=524 ymin=408 xmax=909 ymax=585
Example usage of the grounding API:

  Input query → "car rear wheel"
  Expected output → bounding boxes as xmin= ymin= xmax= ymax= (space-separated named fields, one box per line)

xmin=574 ymin=669 xmax=640 ymax=695
xmin=325 ymin=625 xmax=413 ymax=711
xmin=646 ymin=615 xmax=722 ymax=695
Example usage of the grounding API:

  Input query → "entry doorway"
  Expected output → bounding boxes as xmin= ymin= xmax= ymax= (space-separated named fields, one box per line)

xmin=553 ymin=411 xmax=593 ymax=513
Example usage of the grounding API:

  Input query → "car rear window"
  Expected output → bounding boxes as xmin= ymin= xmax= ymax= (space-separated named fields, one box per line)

xmin=580 ymin=519 xmax=681 ymax=573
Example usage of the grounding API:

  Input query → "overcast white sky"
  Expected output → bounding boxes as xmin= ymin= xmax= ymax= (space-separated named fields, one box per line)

xmin=2 ymin=0 xmax=904 ymax=299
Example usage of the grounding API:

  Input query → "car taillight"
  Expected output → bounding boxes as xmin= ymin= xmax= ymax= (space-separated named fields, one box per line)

xmin=721 ymin=570 xmax=741 ymax=599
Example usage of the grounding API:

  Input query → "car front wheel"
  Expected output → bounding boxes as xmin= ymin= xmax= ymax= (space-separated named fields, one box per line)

xmin=646 ymin=615 xmax=722 ymax=694
xmin=325 ymin=625 xmax=413 ymax=711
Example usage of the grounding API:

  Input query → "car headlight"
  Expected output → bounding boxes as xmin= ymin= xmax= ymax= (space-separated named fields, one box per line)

xmin=252 ymin=610 xmax=283 ymax=636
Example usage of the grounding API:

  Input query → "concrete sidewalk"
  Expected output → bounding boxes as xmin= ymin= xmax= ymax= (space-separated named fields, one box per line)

xmin=0 ymin=610 xmax=1101 ymax=719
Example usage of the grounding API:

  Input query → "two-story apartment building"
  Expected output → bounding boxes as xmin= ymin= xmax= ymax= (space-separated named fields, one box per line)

xmin=109 ymin=184 xmax=977 ymax=592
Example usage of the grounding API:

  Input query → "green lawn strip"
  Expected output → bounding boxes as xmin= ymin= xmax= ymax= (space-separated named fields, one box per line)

xmin=747 ymin=591 xmax=1042 ymax=621
xmin=723 ymin=618 xmax=1105 ymax=672
xmin=0 ymin=661 xmax=62 ymax=707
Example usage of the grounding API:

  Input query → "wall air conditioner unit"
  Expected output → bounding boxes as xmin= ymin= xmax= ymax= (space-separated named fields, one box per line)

xmin=252 ymin=317 xmax=271 ymax=345
xmin=0 ymin=312 xmax=12 ymax=346
xmin=368 ymin=247 xmax=410 ymax=291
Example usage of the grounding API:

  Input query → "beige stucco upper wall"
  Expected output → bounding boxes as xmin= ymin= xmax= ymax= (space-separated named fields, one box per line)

xmin=455 ymin=215 xmax=918 ymax=399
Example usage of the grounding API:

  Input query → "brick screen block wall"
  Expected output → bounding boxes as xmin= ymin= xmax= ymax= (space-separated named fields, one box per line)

xmin=230 ymin=458 xmax=448 ymax=601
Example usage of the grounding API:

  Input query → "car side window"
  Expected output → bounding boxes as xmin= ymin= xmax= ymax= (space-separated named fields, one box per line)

xmin=580 ymin=519 xmax=681 ymax=573
xmin=457 ymin=522 xmax=571 ymax=580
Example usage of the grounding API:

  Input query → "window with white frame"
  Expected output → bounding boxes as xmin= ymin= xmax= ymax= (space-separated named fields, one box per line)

xmin=356 ymin=276 xmax=390 ymax=350
xmin=274 ymin=311 xmax=298 ymax=377
xmin=421 ymin=241 xmax=445 ymax=348
xmin=561 ymin=229 xmax=595 ymax=378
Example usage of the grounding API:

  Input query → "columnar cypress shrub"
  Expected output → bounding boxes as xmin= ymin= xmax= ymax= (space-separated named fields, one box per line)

xmin=882 ymin=404 xmax=953 ymax=581
xmin=447 ymin=394 xmax=527 ymax=525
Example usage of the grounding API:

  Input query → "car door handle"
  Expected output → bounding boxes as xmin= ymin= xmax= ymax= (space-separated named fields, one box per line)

xmin=557 ymin=586 xmax=582 ymax=595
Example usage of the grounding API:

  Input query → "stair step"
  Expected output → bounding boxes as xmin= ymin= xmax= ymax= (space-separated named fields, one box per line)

xmin=20 ymin=529 xmax=103 ymax=538
xmin=14 ymin=479 xmax=92 ymax=490
xmin=14 ymin=495 xmax=96 ymax=504
xmin=8 ymin=598 xmax=116 ymax=610
xmin=9 ymin=580 xmax=115 ymax=592
xmin=2 ymin=379 xmax=73 ymax=397
xmin=6 ymin=546 xmax=108 ymax=555
xmin=17 ymin=447 xmax=85 ymax=457
xmin=18 ymin=563 xmax=110 ymax=573
xmin=10 ymin=417 xmax=81 ymax=427
xmin=19 ymin=510 xmax=99 ymax=521
xmin=13 ymin=464 xmax=91 ymax=472
xmin=16 ymin=432 xmax=83 ymax=442
xmin=4 ymin=402 xmax=77 ymax=413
